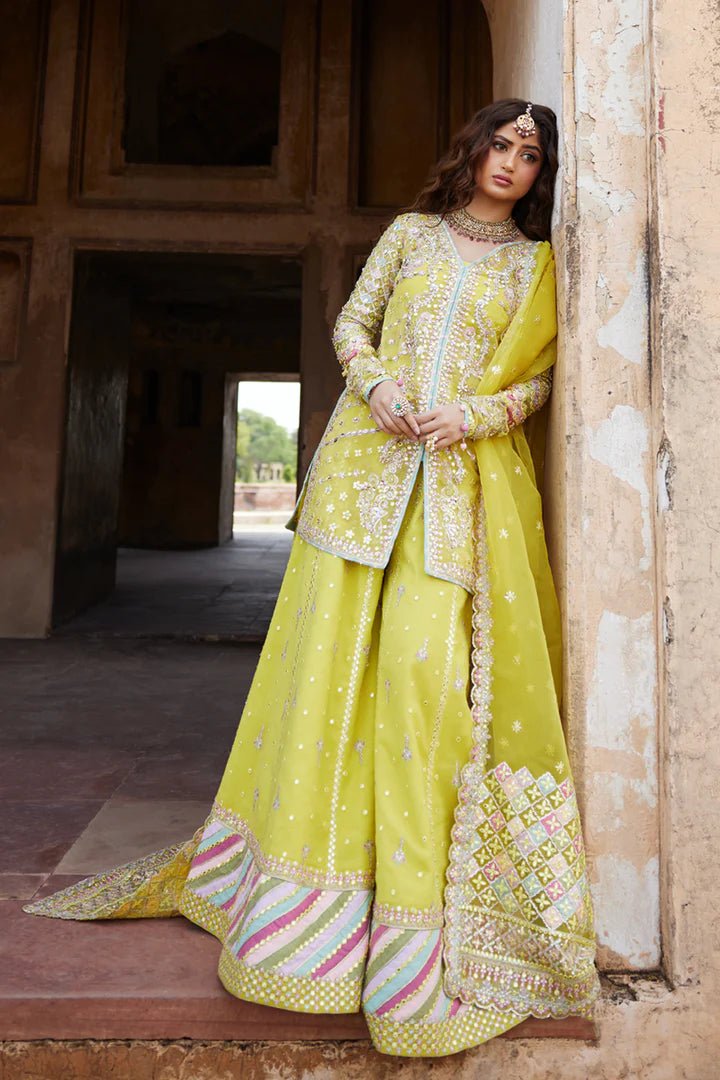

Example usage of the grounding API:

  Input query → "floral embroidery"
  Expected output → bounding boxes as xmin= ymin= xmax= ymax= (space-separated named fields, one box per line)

xmin=354 ymin=470 xmax=401 ymax=532
xmin=290 ymin=213 xmax=554 ymax=593
xmin=443 ymin=762 xmax=599 ymax=1017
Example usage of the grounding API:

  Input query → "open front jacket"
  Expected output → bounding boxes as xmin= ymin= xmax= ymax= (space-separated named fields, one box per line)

xmin=288 ymin=211 xmax=557 ymax=593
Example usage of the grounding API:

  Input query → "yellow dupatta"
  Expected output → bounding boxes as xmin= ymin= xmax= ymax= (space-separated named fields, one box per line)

xmin=443 ymin=243 xmax=601 ymax=1018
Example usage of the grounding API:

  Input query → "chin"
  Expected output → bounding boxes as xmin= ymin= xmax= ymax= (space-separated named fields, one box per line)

xmin=483 ymin=184 xmax=514 ymax=203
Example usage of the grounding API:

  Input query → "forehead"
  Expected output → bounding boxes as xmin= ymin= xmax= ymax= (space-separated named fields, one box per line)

xmin=493 ymin=121 xmax=542 ymax=151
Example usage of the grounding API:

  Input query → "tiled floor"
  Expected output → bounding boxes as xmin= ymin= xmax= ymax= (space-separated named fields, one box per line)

xmin=0 ymin=532 xmax=595 ymax=1042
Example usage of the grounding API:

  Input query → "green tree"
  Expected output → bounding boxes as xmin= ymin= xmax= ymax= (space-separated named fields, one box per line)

xmin=236 ymin=408 xmax=297 ymax=482
xmin=235 ymin=417 xmax=253 ymax=481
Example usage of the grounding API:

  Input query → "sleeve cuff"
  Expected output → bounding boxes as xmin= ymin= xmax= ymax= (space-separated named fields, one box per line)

xmin=362 ymin=375 xmax=394 ymax=402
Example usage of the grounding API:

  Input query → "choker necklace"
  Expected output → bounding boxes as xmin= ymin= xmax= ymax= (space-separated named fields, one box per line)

xmin=445 ymin=206 xmax=521 ymax=244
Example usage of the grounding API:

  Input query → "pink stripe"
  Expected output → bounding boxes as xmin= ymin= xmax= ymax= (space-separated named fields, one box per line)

xmin=369 ymin=922 xmax=391 ymax=950
xmin=228 ymin=877 xmax=295 ymax=936
xmin=226 ymin=869 xmax=276 ymax=934
xmin=188 ymin=833 xmax=243 ymax=873
xmin=194 ymin=863 xmax=244 ymax=899
xmin=199 ymin=820 xmax=226 ymax=842
xmin=363 ymin=928 xmax=422 ymax=998
xmin=449 ymin=996 xmax=463 ymax=1018
xmin=312 ymin=916 xmax=369 ymax=979
xmin=283 ymin=890 xmax=370 ymax=973
xmin=223 ymin=863 xmax=260 ymax=922
xmin=247 ymin=888 xmax=342 ymax=965
xmin=323 ymin=928 xmax=369 ymax=981
xmin=429 ymin=968 xmax=456 ymax=1023
xmin=236 ymin=890 xmax=321 ymax=959
xmin=376 ymin=936 xmax=442 ymax=1017
xmin=391 ymin=961 xmax=438 ymax=1020
xmin=428 ymin=985 xmax=450 ymax=1022
xmin=328 ymin=928 xmax=371 ymax=980
xmin=240 ymin=878 xmax=298 ymax=926
xmin=221 ymin=856 xmax=257 ymax=910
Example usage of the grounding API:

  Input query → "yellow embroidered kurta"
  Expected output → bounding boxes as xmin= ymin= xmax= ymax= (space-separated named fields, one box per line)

xmin=288 ymin=212 xmax=557 ymax=593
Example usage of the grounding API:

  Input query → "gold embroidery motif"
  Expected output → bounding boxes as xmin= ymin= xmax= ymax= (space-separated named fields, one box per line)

xmin=291 ymin=213 xmax=552 ymax=593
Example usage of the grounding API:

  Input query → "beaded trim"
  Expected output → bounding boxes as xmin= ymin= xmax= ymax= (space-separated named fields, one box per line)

xmin=180 ymin=888 xmax=364 ymax=1015
xmin=212 ymin=802 xmax=375 ymax=889
xmin=373 ymin=902 xmax=444 ymax=929
xmin=442 ymin=492 xmax=600 ymax=1016
xmin=467 ymin=488 xmax=493 ymax=769
xmin=365 ymin=1007 xmax=525 ymax=1058
xmin=22 ymin=836 xmax=200 ymax=920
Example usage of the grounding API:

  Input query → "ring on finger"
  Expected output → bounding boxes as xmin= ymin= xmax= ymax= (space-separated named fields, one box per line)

xmin=390 ymin=394 xmax=412 ymax=417
xmin=426 ymin=433 xmax=439 ymax=452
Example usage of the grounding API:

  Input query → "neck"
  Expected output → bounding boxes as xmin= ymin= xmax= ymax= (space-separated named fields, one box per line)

xmin=464 ymin=193 xmax=515 ymax=222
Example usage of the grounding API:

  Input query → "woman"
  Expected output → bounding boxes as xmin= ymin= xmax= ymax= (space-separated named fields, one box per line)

xmin=26 ymin=99 xmax=601 ymax=1057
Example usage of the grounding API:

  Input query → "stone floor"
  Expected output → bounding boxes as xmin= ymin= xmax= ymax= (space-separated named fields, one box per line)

xmin=0 ymin=531 xmax=595 ymax=1043
xmin=55 ymin=527 xmax=293 ymax=640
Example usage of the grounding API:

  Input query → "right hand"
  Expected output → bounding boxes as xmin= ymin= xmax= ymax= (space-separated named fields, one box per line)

xmin=368 ymin=380 xmax=420 ymax=440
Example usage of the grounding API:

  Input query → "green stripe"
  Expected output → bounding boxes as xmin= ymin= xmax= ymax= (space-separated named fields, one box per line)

xmin=257 ymin=892 xmax=351 ymax=969
xmin=407 ymin=975 xmax=441 ymax=1020
xmin=192 ymin=849 xmax=248 ymax=888
xmin=364 ymin=928 xmax=413 ymax=984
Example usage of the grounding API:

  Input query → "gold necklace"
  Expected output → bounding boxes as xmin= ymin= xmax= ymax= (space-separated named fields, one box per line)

xmin=445 ymin=206 xmax=521 ymax=244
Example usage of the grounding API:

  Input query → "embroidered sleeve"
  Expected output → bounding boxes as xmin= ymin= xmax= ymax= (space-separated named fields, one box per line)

xmin=462 ymin=369 xmax=553 ymax=440
xmin=332 ymin=215 xmax=408 ymax=401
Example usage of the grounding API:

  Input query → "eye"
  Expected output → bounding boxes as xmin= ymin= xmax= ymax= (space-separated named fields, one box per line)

xmin=493 ymin=140 xmax=507 ymax=151
xmin=522 ymin=152 xmax=539 ymax=163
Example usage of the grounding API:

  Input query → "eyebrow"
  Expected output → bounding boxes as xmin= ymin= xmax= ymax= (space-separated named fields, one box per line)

xmin=495 ymin=134 xmax=542 ymax=153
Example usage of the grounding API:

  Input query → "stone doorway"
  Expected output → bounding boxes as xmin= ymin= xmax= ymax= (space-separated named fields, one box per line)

xmin=51 ymin=250 xmax=302 ymax=637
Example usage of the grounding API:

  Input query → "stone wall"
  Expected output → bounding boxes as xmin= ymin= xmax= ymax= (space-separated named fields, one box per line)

xmin=235 ymin=482 xmax=296 ymax=511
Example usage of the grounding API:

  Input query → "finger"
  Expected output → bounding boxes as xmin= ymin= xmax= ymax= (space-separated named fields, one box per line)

xmin=395 ymin=414 xmax=419 ymax=440
xmin=372 ymin=408 xmax=391 ymax=434
xmin=414 ymin=410 xmax=439 ymax=426
xmin=405 ymin=412 xmax=421 ymax=436
xmin=425 ymin=430 xmax=452 ymax=449
xmin=418 ymin=420 xmax=443 ymax=441
xmin=379 ymin=408 xmax=404 ymax=436
xmin=417 ymin=415 xmax=443 ymax=432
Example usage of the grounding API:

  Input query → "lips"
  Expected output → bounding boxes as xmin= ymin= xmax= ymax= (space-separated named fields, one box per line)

xmin=492 ymin=174 xmax=513 ymax=187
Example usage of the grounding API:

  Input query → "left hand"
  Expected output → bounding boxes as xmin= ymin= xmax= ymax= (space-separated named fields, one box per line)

xmin=415 ymin=403 xmax=466 ymax=450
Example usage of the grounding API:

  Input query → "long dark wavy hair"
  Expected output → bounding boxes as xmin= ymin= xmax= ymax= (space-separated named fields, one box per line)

xmin=406 ymin=99 xmax=559 ymax=241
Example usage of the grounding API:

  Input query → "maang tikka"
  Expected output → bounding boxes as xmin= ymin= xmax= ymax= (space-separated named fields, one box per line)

xmin=513 ymin=103 xmax=536 ymax=137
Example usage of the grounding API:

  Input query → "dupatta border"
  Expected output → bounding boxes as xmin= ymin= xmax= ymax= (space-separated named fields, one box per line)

xmin=441 ymin=241 xmax=602 ymax=1018
xmin=441 ymin=490 xmax=601 ymax=1018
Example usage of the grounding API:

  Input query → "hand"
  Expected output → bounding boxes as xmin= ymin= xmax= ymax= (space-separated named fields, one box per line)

xmin=415 ymin=404 xmax=466 ymax=450
xmin=368 ymin=380 xmax=421 ymax=440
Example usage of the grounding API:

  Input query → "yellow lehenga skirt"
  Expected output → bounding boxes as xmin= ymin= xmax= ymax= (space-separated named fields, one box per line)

xmin=25 ymin=462 xmax=600 ymax=1056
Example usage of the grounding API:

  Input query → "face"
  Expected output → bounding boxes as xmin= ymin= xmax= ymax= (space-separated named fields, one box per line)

xmin=473 ymin=121 xmax=543 ymax=204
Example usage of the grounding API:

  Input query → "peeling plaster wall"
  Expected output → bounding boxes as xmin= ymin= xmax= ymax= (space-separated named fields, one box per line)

xmin=482 ymin=0 xmax=563 ymax=113
xmin=489 ymin=0 xmax=661 ymax=971
xmin=648 ymin=0 xmax=720 ymax=1002
xmin=549 ymin=0 xmax=661 ymax=971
